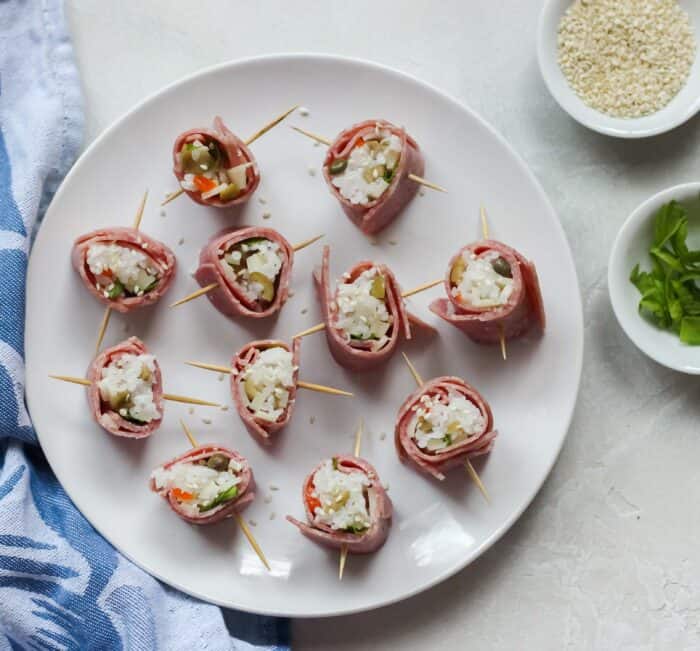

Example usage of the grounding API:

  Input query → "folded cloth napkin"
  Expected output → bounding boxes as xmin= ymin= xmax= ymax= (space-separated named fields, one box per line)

xmin=0 ymin=2 xmax=289 ymax=649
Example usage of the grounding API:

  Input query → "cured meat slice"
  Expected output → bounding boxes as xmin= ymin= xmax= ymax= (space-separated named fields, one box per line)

xmin=231 ymin=338 xmax=300 ymax=445
xmin=286 ymin=455 xmax=392 ymax=554
xmin=429 ymin=239 xmax=545 ymax=343
xmin=86 ymin=336 xmax=164 ymax=438
xmin=172 ymin=116 xmax=260 ymax=207
xmin=194 ymin=226 xmax=294 ymax=319
xmin=323 ymin=119 xmax=424 ymax=235
xmin=72 ymin=227 xmax=176 ymax=313
xmin=150 ymin=445 xmax=255 ymax=525
xmin=395 ymin=376 xmax=497 ymax=481
xmin=313 ymin=245 xmax=419 ymax=371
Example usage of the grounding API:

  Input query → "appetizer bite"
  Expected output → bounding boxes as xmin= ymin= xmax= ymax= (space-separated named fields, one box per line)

xmin=312 ymin=245 xmax=432 ymax=371
xmin=430 ymin=240 xmax=545 ymax=343
xmin=86 ymin=336 xmax=164 ymax=438
xmin=72 ymin=227 xmax=176 ymax=312
xmin=150 ymin=444 xmax=255 ymax=524
xmin=172 ymin=116 xmax=260 ymax=207
xmin=323 ymin=119 xmax=425 ymax=235
xmin=287 ymin=455 xmax=392 ymax=554
xmin=231 ymin=339 xmax=300 ymax=445
xmin=192 ymin=226 xmax=294 ymax=319
xmin=395 ymin=375 xmax=496 ymax=481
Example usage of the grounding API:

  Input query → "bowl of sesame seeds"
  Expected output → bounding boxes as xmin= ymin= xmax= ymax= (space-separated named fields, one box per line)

xmin=538 ymin=0 xmax=700 ymax=138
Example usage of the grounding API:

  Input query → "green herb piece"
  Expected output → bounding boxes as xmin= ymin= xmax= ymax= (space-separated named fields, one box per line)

xmin=198 ymin=485 xmax=238 ymax=512
xmin=630 ymin=200 xmax=700 ymax=344
xmin=332 ymin=457 xmax=339 ymax=471
xmin=443 ymin=434 xmax=453 ymax=446
xmin=344 ymin=523 xmax=367 ymax=534
xmin=107 ymin=280 xmax=124 ymax=299
xmin=142 ymin=279 xmax=159 ymax=293
xmin=122 ymin=413 xmax=147 ymax=425
xmin=329 ymin=159 xmax=347 ymax=175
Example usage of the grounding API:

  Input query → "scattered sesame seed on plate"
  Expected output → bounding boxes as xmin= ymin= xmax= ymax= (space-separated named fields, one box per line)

xmin=160 ymin=209 xmax=166 ymax=217
xmin=269 ymin=484 xmax=279 ymax=491
xmin=188 ymin=407 xmax=195 ymax=415
xmin=202 ymin=418 xmax=212 ymax=425
xmin=177 ymin=237 xmax=184 ymax=246
xmin=258 ymin=196 xmax=267 ymax=204
xmin=298 ymin=107 xmax=310 ymax=116
xmin=218 ymin=374 xmax=225 ymax=382
xmin=220 ymin=405 xmax=229 ymax=412
xmin=262 ymin=211 xmax=271 ymax=219
xmin=248 ymin=519 xmax=257 ymax=527
xmin=264 ymin=495 xmax=272 ymax=504
xmin=389 ymin=240 xmax=398 ymax=246
xmin=308 ymin=166 xmax=316 ymax=176
xmin=269 ymin=512 xmax=276 ymax=520
xmin=379 ymin=432 xmax=387 ymax=441
xmin=301 ymin=308 xmax=308 ymax=315
xmin=419 ymin=189 xmax=426 ymax=197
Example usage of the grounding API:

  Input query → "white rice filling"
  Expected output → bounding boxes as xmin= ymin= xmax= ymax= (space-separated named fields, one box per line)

xmin=330 ymin=131 xmax=402 ymax=205
xmin=335 ymin=268 xmax=391 ymax=349
xmin=178 ymin=139 xmax=251 ymax=196
xmin=452 ymin=252 xmax=514 ymax=307
xmin=222 ymin=238 xmax=282 ymax=302
xmin=241 ymin=347 xmax=295 ymax=422
xmin=87 ymin=243 xmax=158 ymax=297
xmin=151 ymin=457 xmax=241 ymax=516
xmin=310 ymin=460 xmax=371 ymax=532
xmin=409 ymin=391 xmax=486 ymax=453
xmin=98 ymin=353 xmax=160 ymax=423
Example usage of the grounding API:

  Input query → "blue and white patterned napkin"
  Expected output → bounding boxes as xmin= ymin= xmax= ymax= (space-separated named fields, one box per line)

xmin=0 ymin=2 xmax=289 ymax=648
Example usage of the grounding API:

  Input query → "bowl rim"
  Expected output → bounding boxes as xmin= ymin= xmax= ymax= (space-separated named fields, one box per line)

xmin=608 ymin=181 xmax=700 ymax=374
xmin=537 ymin=0 xmax=700 ymax=139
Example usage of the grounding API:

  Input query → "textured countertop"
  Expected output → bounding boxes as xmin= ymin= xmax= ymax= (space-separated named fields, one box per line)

xmin=66 ymin=1 xmax=700 ymax=648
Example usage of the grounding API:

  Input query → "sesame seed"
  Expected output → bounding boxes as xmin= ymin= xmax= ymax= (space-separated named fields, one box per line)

xmin=269 ymin=512 xmax=276 ymax=520
xmin=389 ymin=240 xmax=398 ymax=246
xmin=160 ymin=209 xmax=166 ymax=217
xmin=301 ymin=308 xmax=308 ymax=315
xmin=220 ymin=405 xmax=229 ymax=412
xmin=258 ymin=196 xmax=267 ymax=204
xmin=379 ymin=432 xmax=386 ymax=441
xmin=310 ymin=416 xmax=316 ymax=425
xmin=202 ymin=418 xmax=212 ymax=425
xmin=269 ymin=484 xmax=279 ymax=491
xmin=262 ymin=211 xmax=271 ymax=219
xmin=218 ymin=374 xmax=225 ymax=382
xmin=264 ymin=495 xmax=272 ymax=504
xmin=248 ymin=519 xmax=257 ymax=527
xmin=308 ymin=166 xmax=316 ymax=177
xmin=298 ymin=107 xmax=310 ymax=117
xmin=178 ymin=237 xmax=185 ymax=246
xmin=188 ymin=407 xmax=195 ymax=415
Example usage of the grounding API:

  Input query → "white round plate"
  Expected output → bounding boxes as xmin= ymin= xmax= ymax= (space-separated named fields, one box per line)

xmin=25 ymin=54 xmax=583 ymax=617
xmin=609 ymin=182 xmax=700 ymax=374
xmin=538 ymin=0 xmax=700 ymax=138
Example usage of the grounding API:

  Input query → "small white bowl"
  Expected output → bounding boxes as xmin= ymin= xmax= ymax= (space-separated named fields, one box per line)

xmin=609 ymin=182 xmax=700 ymax=373
xmin=537 ymin=0 xmax=700 ymax=138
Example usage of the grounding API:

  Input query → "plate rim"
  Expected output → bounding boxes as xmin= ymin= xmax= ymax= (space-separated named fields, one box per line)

xmin=25 ymin=52 xmax=584 ymax=618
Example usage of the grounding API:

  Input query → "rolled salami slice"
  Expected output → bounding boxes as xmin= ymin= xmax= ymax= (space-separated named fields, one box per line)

xmin=231 ymin=338 xmax=300 ymax=445
xmin=86 ymin=336 xmax=164 ymax=438
xmin=313 ymin=245 xmax=416 ymax=371
xmin=429 ymin=239 xmax=545 ymax=344
xmin=72 ymin=227 xmax=176 ymax=313
xmin=323 ymin=119 xmax=424 ymax=235
xmin=172 ymin=116 xmax=260 ymax=207
xmin=395 ymin=376 xmax=497 ymax=481
xmin=286 ymin=455 xmax=392 ymax=554
xmin=194 ymin=226 xmax=294 ymax=319
xmin=149 ymin=445 xmax=255 ymax=525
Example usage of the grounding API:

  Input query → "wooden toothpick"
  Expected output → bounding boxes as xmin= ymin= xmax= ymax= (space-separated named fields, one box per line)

xmin=49 ymin=375 xmax=221 ymax=408
xmin=400 ymin=354 xmax=489 ymax=503
xmin=94 ymin=190 xmax=149 ymax=354
xmin=162 ymin=107 xmax=298 ymax=206
xmin=184 ymin=361 xmax=353 ymax=397
xmin=170 ymin=234 xmax=322 ymax=309
xmin=291 ymin=126 xmax=447 ymax=193
xmin=293 ymin=277 xmax=441 ymax=340
xmin=480 ymin=205 xmax=506 ymax=361
xmin=179 ymin=420 xmax=270 ymax=571
xmin=339 ymin=418 xmax=365 ymax=581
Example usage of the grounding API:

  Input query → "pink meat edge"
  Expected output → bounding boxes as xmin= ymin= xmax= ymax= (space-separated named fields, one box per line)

xmin=194 ymin=225 xmax=294 ymax=320
xmin=394 ymin=376 xmax=497 ymax=481
xmin=287 ymin=455 xmax=392 ymax=554
xmin=72 ymin=227 xmax=177 ymax=314
xmin=149 ymin=444 xmax=255 ymax=525
xmin=322 ymin=119 xmax=425 ymax=235
xmin=312 ymin=245 xmax=409 ymax=371
xmin=230 ymin=338 xmax=300 ymax=445
xmin=171 ymin=116 xmax=260 ymax=207
xmin=86 ymin=336 xmax=164 ymax=438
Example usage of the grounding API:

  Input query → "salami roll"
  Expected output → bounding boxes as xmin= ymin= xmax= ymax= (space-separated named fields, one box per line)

xmin=429 ymin=239 xmax=545 ymax=343
xmin=150 ymin=445 xmax=255 ymax=525
xmin=172 ymin=116 xmax=260 ymax=207
xmin=323 ymin=119 xmax=424 ymax=235
xmin=194 ymin=226 xmax=294 ymax=319
xmin=395 ymin=376 xmax=497 ymax=481
xmin=286 ymin=455 xmax=392 ymax=554
xmin=313 ymin=245 xmax=429 ymax=371
xmin=72 ymin=227 xmax=176 ymax=313
xmin=231 ymin=338 xmax=300 ymax=445
xmin=86 ymin=336 xmax=164 ymax=438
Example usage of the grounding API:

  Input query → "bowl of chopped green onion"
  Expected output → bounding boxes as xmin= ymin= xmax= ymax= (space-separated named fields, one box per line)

xmin=609 ymin=182 xmax=700 ymax=373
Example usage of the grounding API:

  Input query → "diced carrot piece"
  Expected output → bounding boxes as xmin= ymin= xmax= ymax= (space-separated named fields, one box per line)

xmin=355 ymin=137 xmax=365 ymax=148
xmin=305 ymin=483 xmax=321 ymax=513
xmin=172 ymin=487 xmax=194 ymax=501
xmin=194 ymin=175 xmax=217 ymax=193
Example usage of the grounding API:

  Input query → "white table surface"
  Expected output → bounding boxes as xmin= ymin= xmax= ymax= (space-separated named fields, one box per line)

xmin=65 ymin=1 xmax=700 ymax=649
